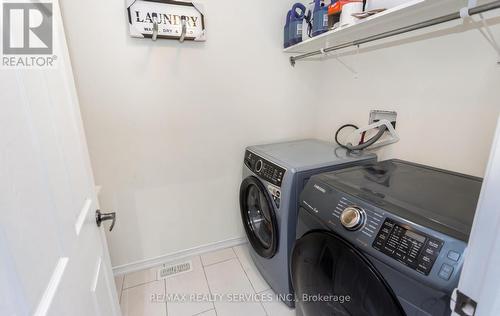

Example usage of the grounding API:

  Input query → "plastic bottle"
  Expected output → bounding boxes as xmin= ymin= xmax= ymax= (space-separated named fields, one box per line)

xmin=289 ymin=3 xmax=306 ymax=46
xmin=312 ymin=0 xmax=329 ymax=37
xmin=284 ymin=10 xmax=292 ymax=48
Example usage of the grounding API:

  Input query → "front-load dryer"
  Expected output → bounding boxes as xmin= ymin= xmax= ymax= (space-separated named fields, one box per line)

xmin=239 ymin=139 xmax=377 ymax=307
xmin=292 ymin=159 xmax=483 ymax=315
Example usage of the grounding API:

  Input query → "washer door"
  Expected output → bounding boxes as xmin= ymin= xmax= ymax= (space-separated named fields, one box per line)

xmin=239 ymin=176 xmax=278 ymax=258
xmin=291 ymin=232 xmax=405 ymax=316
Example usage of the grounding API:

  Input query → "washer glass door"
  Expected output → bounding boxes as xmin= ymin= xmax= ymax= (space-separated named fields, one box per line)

xmin=291 ymin=231 xmax=405 ymax=316
xmin=240 ymin=176 xmax=278 ymax=258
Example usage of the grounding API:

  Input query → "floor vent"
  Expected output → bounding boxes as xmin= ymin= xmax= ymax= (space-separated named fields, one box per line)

xmin=157 ymin=260 xmax=193 ymax=279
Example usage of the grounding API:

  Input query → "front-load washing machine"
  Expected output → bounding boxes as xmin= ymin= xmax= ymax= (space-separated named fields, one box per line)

xmin=292 ymin=159 xmax=483 ymax=315
xmin=239 ymin=139 xmax=377 ymax=307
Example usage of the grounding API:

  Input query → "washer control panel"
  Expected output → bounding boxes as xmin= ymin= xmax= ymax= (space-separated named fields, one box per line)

xmin=244 ymin=150 xmax=286 ymax=187
xmin=373 ymin=219 xmax=443 ymax=276
xmin=299 ymin=178 xmax=468 ymax=293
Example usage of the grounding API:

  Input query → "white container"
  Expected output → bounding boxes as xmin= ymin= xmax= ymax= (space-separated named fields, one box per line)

xmin=340 ymin=2 xmax=363 ymax=27
xmin=365 ymin=0 xmax=413 ymax=11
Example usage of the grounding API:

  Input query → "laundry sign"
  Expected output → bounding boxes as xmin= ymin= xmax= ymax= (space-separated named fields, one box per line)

xmin=127 ymin=0 xmax=206 ymax=41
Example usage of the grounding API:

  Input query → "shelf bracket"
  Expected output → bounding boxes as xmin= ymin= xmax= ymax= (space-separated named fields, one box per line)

xmin=322 ymin=46 xmax=359 ymax=78
xmin=476 ymin=15 xmax=500 ymax=64
xmin=461 ymin=0 xmax=500 ymax=64
xmin=335 ymin=54 xmax=358 ymax=78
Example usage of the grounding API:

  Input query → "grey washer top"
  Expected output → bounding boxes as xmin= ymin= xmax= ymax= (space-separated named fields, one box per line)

xmin=313 ymin=159 xmax=483 ymax=242
xmin=248 ymin=139 xmax=377 ymax=172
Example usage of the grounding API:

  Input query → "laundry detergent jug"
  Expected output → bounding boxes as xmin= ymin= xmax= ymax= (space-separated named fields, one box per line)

xmin=283 ymin=10 xmax=292 ymax=48
xmin=312 ymin=0 xmax=329 ymax=37
xmin=289 ymin=3 xmax=306 ymax=46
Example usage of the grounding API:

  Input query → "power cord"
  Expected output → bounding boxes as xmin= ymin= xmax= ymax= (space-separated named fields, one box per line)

xmin=335 ymin=123 xmax=388 ymax=151
xmin=335 ymin=124 xmax=358 ymax=150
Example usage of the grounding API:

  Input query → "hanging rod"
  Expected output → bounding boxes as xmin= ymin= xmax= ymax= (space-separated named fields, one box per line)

xmin=290 ymin=0 xmax=500 ymax=66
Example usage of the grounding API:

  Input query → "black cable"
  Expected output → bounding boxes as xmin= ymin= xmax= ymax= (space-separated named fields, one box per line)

xmin=335 ymin=124 xmax=358 ymax=150
xmin=335 ymin=124 xmax=388 ymax=151
xmin=305 ymin=10 xmax=313 ymax=38
xmin=346 ymin=125 xmax=387 ymax=151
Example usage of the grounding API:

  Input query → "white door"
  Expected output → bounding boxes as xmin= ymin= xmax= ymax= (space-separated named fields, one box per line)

xmin=0 ymin=2 xmax=120 ymax=316
xmin=451 ymin=116 xmax=500 ymax=316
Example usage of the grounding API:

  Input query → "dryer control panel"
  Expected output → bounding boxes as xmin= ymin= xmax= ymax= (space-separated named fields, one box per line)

xmin=244 ymin=150 xmax=286 ymax=187
xmin=373 ymin=219 xmax=443 ymax=276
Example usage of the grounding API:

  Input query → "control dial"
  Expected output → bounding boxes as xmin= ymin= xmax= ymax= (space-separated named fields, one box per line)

xmin=340 ymin=206 xmax=365 ymax=231
xmin=255 ymin=160 xmax=263 ymax=172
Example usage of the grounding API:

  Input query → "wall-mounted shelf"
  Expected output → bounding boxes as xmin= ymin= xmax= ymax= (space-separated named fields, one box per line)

xmin=284 ymin=0 xmax=500 ymax=65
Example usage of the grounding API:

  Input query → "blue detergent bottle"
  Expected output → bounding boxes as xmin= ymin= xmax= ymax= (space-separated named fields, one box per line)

xmin=312 ymin=0 xmax=329 ymax=37
xmin=283 ymin=10 xmax=292 ymax=48
xmin=289 ymin=3 xmax=306 ymax=46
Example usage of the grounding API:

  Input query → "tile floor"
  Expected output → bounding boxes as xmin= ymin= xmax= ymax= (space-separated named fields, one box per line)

xmin=115 ymin=243 xmax=296 ymax=316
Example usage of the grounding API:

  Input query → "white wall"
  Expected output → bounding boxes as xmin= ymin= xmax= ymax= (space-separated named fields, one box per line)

xmin=59 ymin=0 xmax=323 ymax=267
xmin=312 ymin=16 xmax=500 ymax=177
xmin=60 ymin=0 xmax=500 ymax=268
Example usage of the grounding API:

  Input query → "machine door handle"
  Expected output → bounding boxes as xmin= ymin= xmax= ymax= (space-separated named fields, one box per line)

xmin=95 ymin=210 xmax=116 ymax=231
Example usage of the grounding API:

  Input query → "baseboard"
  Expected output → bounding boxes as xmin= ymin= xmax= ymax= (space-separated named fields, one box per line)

xmin=112 ymin=237 xmax=248 ymax=276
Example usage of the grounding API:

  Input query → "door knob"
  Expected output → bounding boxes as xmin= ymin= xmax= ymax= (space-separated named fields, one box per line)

xmin=95 ymin=210 xmax=116 ymax=231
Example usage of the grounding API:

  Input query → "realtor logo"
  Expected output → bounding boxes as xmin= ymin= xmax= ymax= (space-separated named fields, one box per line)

xmin=2 ymin=0 xmax=56 ymax=68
